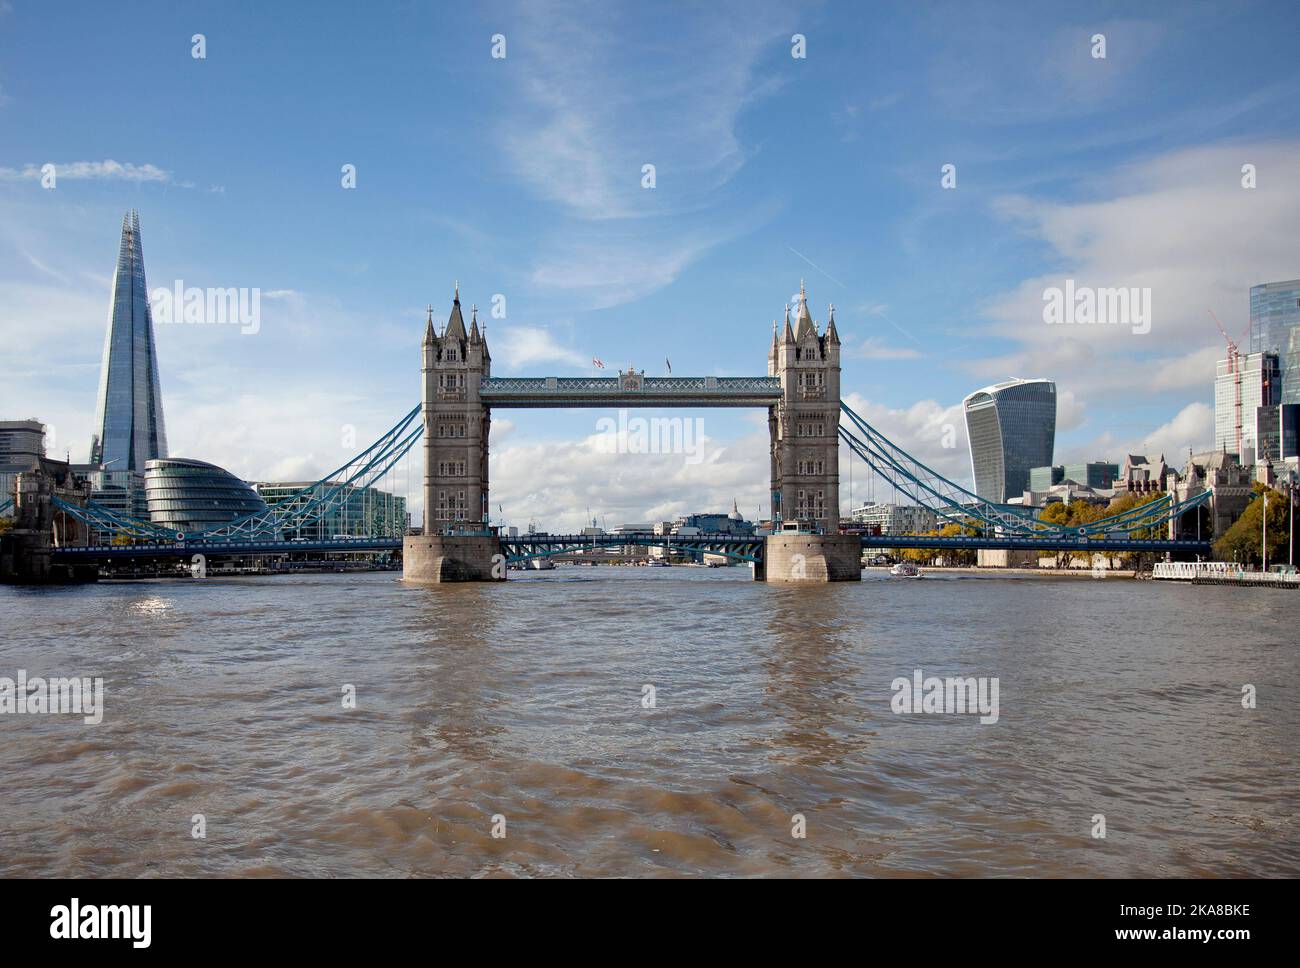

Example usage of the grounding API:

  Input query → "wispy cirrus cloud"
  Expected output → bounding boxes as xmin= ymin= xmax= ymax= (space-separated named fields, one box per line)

xmin=0 ymin=159 xmax=171 ymax=182
xmin=498 ymin=0 xmax=798 ymax=308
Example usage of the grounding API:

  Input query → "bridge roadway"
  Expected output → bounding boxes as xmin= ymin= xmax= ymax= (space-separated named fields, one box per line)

xmin=49 ymin=531 xmax=1213 ymax=562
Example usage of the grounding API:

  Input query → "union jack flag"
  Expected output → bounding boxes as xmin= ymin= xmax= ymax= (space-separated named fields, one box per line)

xmin=592 ymin=358 xmax=605 ymax=369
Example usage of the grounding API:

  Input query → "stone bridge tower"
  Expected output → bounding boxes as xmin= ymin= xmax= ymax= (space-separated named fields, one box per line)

xmin=421 ymin=286 xmax=491 ymax=534
xmin=768 ymin=281 xmax=841 ymax=530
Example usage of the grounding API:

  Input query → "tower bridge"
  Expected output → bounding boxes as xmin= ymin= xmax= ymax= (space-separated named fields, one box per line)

xmin=21 ymin=281 xmax=1215 ymax=585
xmin=405 ymin=282 xmax=859 ymax=582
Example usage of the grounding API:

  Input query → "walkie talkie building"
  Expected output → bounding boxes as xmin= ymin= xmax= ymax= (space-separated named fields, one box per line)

xmin=962 ymin=378 xmax=1056 ymax=503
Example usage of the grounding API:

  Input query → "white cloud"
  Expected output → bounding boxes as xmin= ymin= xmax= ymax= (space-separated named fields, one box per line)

xmin=840 ymin=391 xmax=972 ymax=494
xmin=1059 ymin=402 xmax=1214 ymax=467
xmin=494 ymin=326 xmax=588 ymax=371
xmin=0 ymin=160 xmax=171 ymax=182
xmin=983 ymin=141 xmax=1300 ymax=356
xmin=490 ymin=421 xmax=769 ymax=532
xmin=965 ymin=139 xmax=1300 ymax=461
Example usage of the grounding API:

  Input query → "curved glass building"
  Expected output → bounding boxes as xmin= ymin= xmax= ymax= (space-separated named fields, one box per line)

xmin=962 ymin=379 xmax=1056 ymax=503
xmin=144 ymin=458 xmax=267 ymax=534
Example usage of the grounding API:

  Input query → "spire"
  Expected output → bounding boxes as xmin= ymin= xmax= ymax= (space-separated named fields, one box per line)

xmin=444 ymin=287 xmax=467 ymax=340
xmin=469 ymin=304 xmax=481 ymax=341
xmin=782 ymin=304 xmax=795 ymax=343
xmin=795 ymin=280 xmax=815 ymax=340
xmin=770 ymin=319 xmax=779 ymax=357
xmin=825 ymin=302 xmax=840 ymax=344
xmin=423 ymin=304 xmax=435 ymax=344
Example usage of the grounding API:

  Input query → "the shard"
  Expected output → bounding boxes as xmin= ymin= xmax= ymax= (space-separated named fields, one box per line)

xmin=89 ymin=210 xmax=168 ymax=472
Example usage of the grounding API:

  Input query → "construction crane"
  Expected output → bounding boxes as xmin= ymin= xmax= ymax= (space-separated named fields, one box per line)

xmin=1210 ymin=309 xmax=1252 ymax=457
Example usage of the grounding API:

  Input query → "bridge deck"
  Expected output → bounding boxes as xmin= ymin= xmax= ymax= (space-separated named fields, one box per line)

xmin=50 ymin=532 xmax=1212 ymax=560
xmin=479 ymin=376 xmax=783 ymax=408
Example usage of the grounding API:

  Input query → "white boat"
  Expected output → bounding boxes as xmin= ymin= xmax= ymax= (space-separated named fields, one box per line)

xmin=527 ymin=557 xmax=556 ymax=570
xmin=889 ymin=561 xmax=923 ymax=578
xmin=647 ymin=559 xmax=671 ymax=567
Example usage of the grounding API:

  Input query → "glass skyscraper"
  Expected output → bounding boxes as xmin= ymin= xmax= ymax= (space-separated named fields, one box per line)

xmin=90 ymin=210 xmax=168 ymax=473
xmin=962 ymin=379 xmax=1057 ymax=503
xmin=1250 ymin=279 xmax=1300 ymax=406
xmin=1214 ymin=352 xmax=1277 ymax=460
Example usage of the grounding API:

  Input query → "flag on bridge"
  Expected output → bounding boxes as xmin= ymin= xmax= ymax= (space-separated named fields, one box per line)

xmin=593 ymin=358 xmax=605 ymax=369
xmin=666 ymin=358 xmax=672 ymax=374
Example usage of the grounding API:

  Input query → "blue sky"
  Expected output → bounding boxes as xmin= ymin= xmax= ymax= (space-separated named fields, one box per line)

xmin=2 ymin=0 xmax=1299 ymax=529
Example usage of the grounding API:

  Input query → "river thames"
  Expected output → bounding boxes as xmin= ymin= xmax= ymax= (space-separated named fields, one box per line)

xmin=1 ymin=568 xmax=1296 ymax=877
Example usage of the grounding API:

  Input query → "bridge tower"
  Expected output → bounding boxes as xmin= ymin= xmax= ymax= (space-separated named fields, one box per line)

xmin=768 ymin=281 xmax=841 ymax=530
xmin=407 ymin=287 xmax=502 ymax=583
xmin=421 ymin=286 xmax=492 ymax=533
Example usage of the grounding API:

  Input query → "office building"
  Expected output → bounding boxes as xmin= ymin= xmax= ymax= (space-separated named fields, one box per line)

xmin=849 ymin=501 xmax=938 ymax=535
xmin=1029 ymin=462 xmax=1118 ymax=492
xmin=962 ymin=378 xmax=1056 ymax=503
xmin=1250 ymin=279 xmax=1300 ymax=405
xmin=0 ymin=420 xmax=45 ymax=466
xmin=1214 ymin=351 xmax=1278 ymax=462
xmin=1256 ymin=403 xmax=1300 ymax=465
xmin=1 ymin=420 xmax=47 ymax=516
xmin=255 ymin=481 xmax=407 ymax=539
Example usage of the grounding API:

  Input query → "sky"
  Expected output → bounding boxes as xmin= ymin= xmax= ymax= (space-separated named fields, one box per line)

xmin=2 ymin=0 xmax=1299 ymax=531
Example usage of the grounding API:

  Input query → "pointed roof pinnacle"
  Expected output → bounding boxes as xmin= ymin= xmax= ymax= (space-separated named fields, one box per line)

xmin=445 ymin=288 xmax=467 ymax=340
xmin=795 ymin=281 xmax=815 ymax=339
xmin=825 ymin=303 xmax=840 ymax=343
xmin=454 ymin=280 xmax=460 ymax=302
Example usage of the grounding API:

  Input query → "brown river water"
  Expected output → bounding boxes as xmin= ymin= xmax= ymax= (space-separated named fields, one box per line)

xmin=1 ymin=567 xmax=1297 ymax=877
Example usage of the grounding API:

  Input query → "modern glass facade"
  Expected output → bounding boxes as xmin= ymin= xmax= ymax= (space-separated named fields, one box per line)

xmin=1256 ymin=404 xmax=1300 ymax=464
xmin=90 ymin=210 xmax=168 ymax=474
xmin=962 ymin=379 xmax=1056 ymax=502
xmin=254 ymin=482 xmax=407 ymax=539
xmin=1250 ymin=279 xmax=1300 ymax=405
xmin=1030 ymin=462 xmax=1118 ymax=491
xmin=1213 ymin=352 xmax=1278 ymax=459
xmin=145 ymin=458 xmax=267 ymax=534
